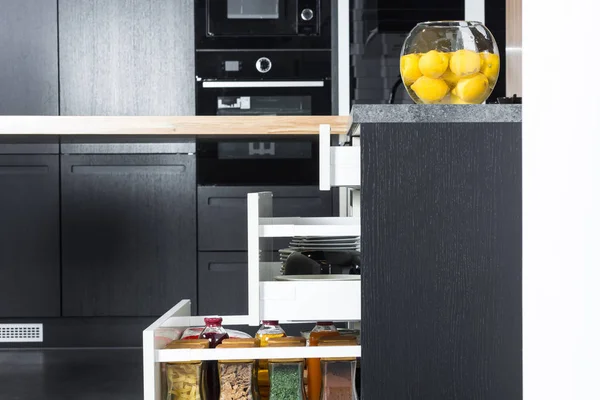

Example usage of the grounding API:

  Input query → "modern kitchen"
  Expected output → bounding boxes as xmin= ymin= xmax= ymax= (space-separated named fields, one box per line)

xmin=1 ymin=0 xmax=599 ymax=399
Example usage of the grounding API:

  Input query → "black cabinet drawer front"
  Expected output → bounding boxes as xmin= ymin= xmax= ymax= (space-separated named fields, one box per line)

xmin=0 ymin=137 xmax=59 ymax=154
xmin=197 ymin=186 xmax=332 ymax=251
xmin=198 ymin=252 xmax=249 ymax=316
xmin=0 ymin=155 xmax=60 ymax=318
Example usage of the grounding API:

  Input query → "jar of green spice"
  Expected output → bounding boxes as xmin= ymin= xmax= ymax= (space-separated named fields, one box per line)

xmin=267 ymin=337 xmax=307 ymax=400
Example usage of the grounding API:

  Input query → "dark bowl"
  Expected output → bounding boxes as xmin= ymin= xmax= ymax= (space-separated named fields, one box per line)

xmin=284 ymin=250 xmax=361 ymax=276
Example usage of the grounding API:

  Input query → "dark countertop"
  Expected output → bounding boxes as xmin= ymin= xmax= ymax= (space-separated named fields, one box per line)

xmin=351 ymin=104 xmax=522 ymax=124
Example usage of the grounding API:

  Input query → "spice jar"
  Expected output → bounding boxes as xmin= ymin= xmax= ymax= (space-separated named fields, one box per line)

xmin=255 ymin=321 xmax=287 ymax=398
xmin=217 ymin=339 xmax=259 ymax=400
xmin=318 ymin=337 xmax=359 ymax=400
xmin=307 ymin=322 xmax=340 ymax=400
xmin=267 ymin=337 xmax=307 ymax=400
xmin=164 ymin=339 xmax=209 ymax=400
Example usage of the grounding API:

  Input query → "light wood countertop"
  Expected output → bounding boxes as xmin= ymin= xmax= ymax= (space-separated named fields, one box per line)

xmin=0 ymin=116 xmax=351 ymax=135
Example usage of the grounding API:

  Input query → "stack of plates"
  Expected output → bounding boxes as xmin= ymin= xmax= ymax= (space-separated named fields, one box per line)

xmin=279 ymin=236 xmax=360 ymax=264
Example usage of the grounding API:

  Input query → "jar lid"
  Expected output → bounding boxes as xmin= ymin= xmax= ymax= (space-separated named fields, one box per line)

xmin=204 ymin=317 xmax=223 ymax=326
xmin=318 ymin=336 xmax=358 ymax=346
xmin=165 ymin=339 xmax=209 ymax=349
xmin=316 ymin=321 xmax=335 ymax=326
xmin=217 ymin=338 xmax=258 ymax=349
xmin=261 ymin=320 xmax=279 ymax=325
xmin=267 ymin=336 xmax=306 ymax=348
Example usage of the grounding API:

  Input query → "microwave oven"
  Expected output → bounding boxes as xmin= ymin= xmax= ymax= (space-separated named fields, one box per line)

xmin=195 ymin=0 xmax=331 ymax=49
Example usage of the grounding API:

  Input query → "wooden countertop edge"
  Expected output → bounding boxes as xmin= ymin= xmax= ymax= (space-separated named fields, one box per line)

xmin=0 ymin=116 xmax=352 ymax=135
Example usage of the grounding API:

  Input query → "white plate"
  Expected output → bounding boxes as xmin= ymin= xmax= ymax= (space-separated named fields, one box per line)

xmin=274 ymin=275 xmax=360 ymax=281
xmin=292 ymin=245 xmax=360 ymax=251
xmin=291 ymin=238 xmax=359 ymax=244
xmin=292 ymin=236 xmax=358 ymax=240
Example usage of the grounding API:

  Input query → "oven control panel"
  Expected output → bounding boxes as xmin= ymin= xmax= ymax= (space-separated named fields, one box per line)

xmin=196 ymin=51 xmax=331 ymax=80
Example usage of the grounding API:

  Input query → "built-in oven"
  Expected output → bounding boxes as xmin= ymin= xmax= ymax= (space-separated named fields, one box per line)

xmin=195 ymin=50 xmax=330 ymax=185
xmin=195 ymin=50 xmax=332 ymax=116
xmin=195 ymin=0 xmax=331 ymax=49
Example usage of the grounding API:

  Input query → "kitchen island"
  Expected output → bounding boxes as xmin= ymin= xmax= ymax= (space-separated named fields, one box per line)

xmin=0 ymin=107 xmax=522 ymax=400
xmin=353 ymin=104 xmax=522 ymax=400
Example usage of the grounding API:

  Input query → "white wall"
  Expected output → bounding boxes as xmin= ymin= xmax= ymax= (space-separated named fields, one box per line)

xmin=523 ymin=0 xmax=600 ymax=399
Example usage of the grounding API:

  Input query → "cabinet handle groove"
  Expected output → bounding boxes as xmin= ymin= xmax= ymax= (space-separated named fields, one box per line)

xmin=0 ymin=165 xmax=49 ymax=175
xmin=70 ymin=165 xmax=186 ymax=174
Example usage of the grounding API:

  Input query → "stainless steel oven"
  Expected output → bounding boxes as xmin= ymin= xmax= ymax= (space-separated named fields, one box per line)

xmin=195 ymin=0 xmax=331 ymax=49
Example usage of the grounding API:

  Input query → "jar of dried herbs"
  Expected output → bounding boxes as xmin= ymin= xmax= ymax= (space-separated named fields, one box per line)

xmin=318 ymin=336 xmax=359 ymax=400
xmin=267 ymin=337 xmax=307 ymax=400
xmin=165 ymin=339 xmax=209 ymax=400
xmin=217 ymin=339 xmax=259 ymax=400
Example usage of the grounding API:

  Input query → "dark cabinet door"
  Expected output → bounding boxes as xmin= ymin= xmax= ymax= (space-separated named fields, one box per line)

xmin=197 ymin=186 xmax=333 ymax=251
xmin=61 ymin=154 xmax=197 ymax=317
xmin=0 ymin=155 xmax=60 ymax=317
xmin=58 ymin=0 xmax=194 ymax=115
xmin=0 ymin=0 xmax=58 ymax=115
xmin=197 ymin=252 xmax=249 ymax=316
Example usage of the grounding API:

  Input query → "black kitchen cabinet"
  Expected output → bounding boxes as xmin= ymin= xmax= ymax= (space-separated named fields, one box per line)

xmin=0 ymin=155 xmax=60 ymax=317
xmin=0 ymin=0 xmax=58 ymax=115
xmin=197 ymin=252 xmax=250 ymax=316
xmin=360 ymin=115 xmax=522 ymax=399
xmin=197 ymin=186 xmax=334 ymax=251
xmin=58 ymin=0 xmax=194 ymax=115
xmin=61 ymin=154 xmax=197 ymax=317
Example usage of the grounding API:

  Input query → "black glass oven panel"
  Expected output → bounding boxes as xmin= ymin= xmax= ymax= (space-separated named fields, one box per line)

xmin=195 ymin=50 xmax=331 ymax=80
xmin=197 ymin=138 xmax=319 ymax=185
xmin=217 ymin=141 xmax=312 ymax=159
xmin=196 ymin=84 xmax=331 ymax=116
xmin=216 ymin=96 xmax=312 ymax=116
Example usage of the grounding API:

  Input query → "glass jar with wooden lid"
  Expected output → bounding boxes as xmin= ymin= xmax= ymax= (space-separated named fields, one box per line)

xmin=216 ymin=339 xmax=259 ymax=400
xmin=267 ymin=337 xmax=307 ymax=400
xmin=255 ymin=321 xmax=287 ymax=398
xmin=164 ymin=339 xmax=209 ymax=400
xmin=317 ymin=336 xmax=359 ymax=400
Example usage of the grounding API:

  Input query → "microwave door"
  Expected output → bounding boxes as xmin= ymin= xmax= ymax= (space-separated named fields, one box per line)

xmin=207 ymin=0 xmax=297 ymax=36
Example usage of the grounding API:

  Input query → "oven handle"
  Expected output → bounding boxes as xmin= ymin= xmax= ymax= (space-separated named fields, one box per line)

xmin=200 ymin=80 xmax=325 ymax=88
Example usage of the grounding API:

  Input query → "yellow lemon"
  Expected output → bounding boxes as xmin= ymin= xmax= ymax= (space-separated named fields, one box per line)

xmin=441 ymin=69 xmax=461 ymax=88
xmin=452 ymin=73 xmax=490 ymax=103
xmin=480 ymin=52 xmax=500 ymax=82
xmin=449 ymin=93 xmax=470 ymax=104
xmin=418 ymin=50 xmax=449 ymax=78
xmin=449 ymin=49 xmax=481 ymax=77
xmin=411 ymin=76 xmax=449 ymax=103
xmin=400 ymin=53 xmax=423 ymax=85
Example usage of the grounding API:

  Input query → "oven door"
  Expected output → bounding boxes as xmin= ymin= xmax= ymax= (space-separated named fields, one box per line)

xmin=195 ymin=80 xmax=331 ymax=185
xmin=196 ymin=137 xmax=319 ymax=185
xmin=196 ymin=80 xmax=331 ymax=116
xmin=206 ymin=0 xmax=319 ymax=37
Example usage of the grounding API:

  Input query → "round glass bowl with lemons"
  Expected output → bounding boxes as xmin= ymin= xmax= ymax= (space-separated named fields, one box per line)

xmin=400 ymin=21 xmax=500 ymax=104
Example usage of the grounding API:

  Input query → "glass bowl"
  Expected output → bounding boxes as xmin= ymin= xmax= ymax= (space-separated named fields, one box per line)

xmin=400 ymin=21 xmax=500 ymax=104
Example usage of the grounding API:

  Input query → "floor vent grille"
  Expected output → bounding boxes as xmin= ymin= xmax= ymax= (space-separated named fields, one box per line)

xmin=0 ymin=324 xmax=43 ymax=343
